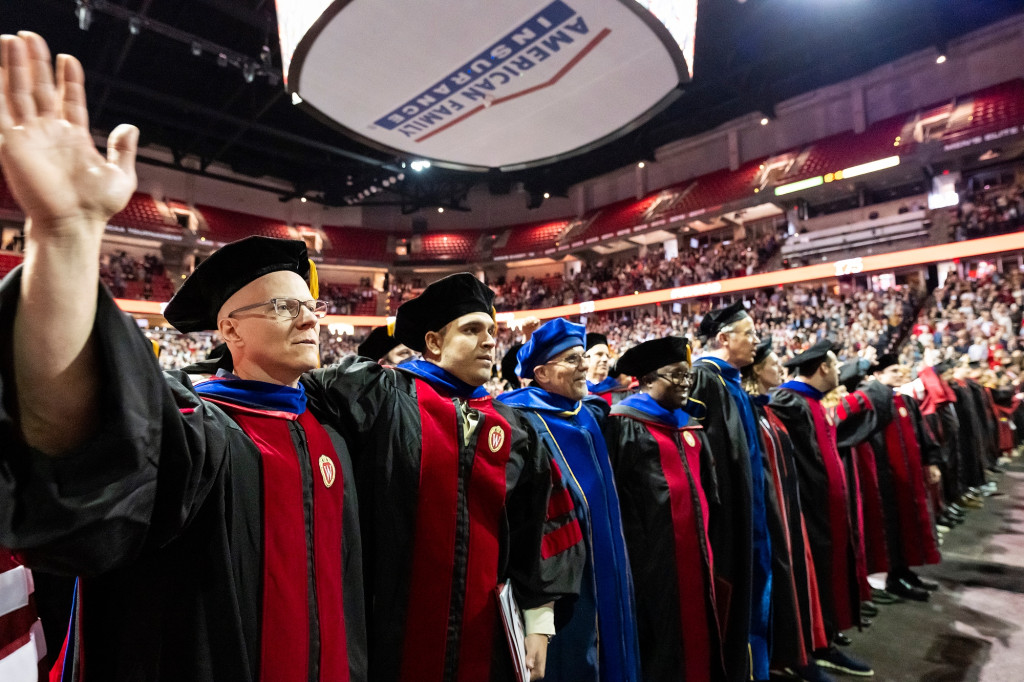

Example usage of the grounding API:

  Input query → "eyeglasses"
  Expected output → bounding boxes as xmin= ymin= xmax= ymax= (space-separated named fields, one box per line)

xmin=547 ymin=353 xmax=587 ymax=369
xmin=655 ymin=371 xmax=693 ymax=386
xmin=227 ymin=298 xmax=328 ymax=320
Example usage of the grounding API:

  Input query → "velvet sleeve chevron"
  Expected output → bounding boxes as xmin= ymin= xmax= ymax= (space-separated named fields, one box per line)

xmin=503 ymin=411 xmax=584 ymax=614
xmin=834 ymin=389 xmax=880 ymax=450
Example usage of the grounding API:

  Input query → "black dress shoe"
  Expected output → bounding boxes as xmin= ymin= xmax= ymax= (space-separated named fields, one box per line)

xmin=814 ymin=647 xmax=874 ymax=677
xmin=860 ymin=617 xmax=873 ymax=628
xmin=870 ymin=587 xmax=904 ymax=605
xmin=886 ymin=578 xmax=930 ymax=602
xmin=834 ymin=632 xmax=853 ymax=647
xmin=860 ymin=601 xmax=879 ymax=617
xmin=906 ymin=573 xmax=939 ymax=591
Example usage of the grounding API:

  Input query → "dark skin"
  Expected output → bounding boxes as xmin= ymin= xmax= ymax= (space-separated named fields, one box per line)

xmin=643 ymin=359 xmax=692 ymax=411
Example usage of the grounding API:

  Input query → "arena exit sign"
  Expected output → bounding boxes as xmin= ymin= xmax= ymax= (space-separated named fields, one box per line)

xmin=275 ymin=0 xmax=696 ymax=170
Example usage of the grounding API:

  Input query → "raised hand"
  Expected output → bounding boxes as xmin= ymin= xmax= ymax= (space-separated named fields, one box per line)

xmin=520 ymin=316 xmax=542 ymax=341
xmin=0 ymin=31 xmax=138 ymax=237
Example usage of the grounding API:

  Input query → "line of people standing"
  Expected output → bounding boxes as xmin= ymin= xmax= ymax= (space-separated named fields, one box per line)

xmin=0 ymin=30 xmax=1017 ymax=682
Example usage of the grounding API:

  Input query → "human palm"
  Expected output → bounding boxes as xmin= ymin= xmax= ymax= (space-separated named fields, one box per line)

xmin=0 ymin=32 xmax=137 ymax=233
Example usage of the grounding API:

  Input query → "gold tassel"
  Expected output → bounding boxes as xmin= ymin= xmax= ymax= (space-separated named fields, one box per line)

xmin=386 ymin=319 xmax=397 ymax=336
xmin=307 ymin=259 xmax=319 ymax=300
xmin=151 ymin=339 xmax=161 ymax=359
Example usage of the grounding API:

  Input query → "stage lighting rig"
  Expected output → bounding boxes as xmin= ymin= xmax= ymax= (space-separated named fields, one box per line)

xmin=78 ymin=0 xmax=284 ymax=85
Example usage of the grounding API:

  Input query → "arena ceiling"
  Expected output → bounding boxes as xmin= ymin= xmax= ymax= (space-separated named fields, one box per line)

xmin=3 ymin=0 xmax=1022 ymax=213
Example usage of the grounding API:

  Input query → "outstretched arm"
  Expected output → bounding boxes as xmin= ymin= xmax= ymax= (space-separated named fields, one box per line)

xmin=1 ymin=32 xmax=138 ymax=454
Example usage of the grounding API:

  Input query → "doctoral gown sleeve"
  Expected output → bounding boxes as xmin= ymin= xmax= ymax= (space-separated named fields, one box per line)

xmin=834 ymin=389 xmax=880 ymax=450
xmin=694 ymin=427 xmax=720 ymax=506
xmin=0 ymin=269 xmax=242 ymax=576
xmin=904 ymin=395 xmax=942 ymax=466
xmin=766 ymin=390 xmax=822 ymax=501
xmin=503 ymin=407 xmax=585 ymax=611
xmin=603 ymin=416 xmax=649 ymax=546
xmin=302 ymin=357 xmax=394 ymax=450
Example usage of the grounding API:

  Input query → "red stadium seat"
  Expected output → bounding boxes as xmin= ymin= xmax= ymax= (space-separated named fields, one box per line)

xmin=196 ymin=204 xmax=293 ymax=243
xmin=774 ymin=114 xmax=908 ymax=185
xmin=494 ymin=219 xmax=571 ymax=257
xmin=108 ymin=193 xmax=181 ymax=236
xmin=668 ymin=157 xmax=766 ymax=216
xmin=415 ymin=232 xmax=478 ymax=259
xmin=577 ymin=194 xmax=663 ymax=241
xmin=0 ymin=174 xmax=19 ymax=214
xmin=320 ymin=225 xmax=393 ymax=263
xmin=0 ymin=253 xmax=24 ymax=279
xmin=941 ymin=79 xmax=1024 ymax=146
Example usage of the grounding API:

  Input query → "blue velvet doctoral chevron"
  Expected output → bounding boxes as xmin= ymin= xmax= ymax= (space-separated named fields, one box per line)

xmin=498 ymin=387 xmax=641 ymax=682
xmin=194 ymin=373 xmax=308 ymax=414
xmin=586 ymin=376 xmax=620 ymax=395
xmin=778 ymin=380 xmax=826 ymax=401
xmin=617 ymin=392 xmax=691 ymax=429
xmin=397 ymin=359 xmax=489 ymax=399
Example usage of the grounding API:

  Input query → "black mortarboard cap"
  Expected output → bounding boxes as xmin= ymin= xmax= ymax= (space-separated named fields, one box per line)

xmin=358 ymin=325 xmax=400 ymax=362
xmin=968 ymin=360 xmax=983 ymax=369
xmin=839 ymin=359 xmax=870 ymax=392
xmin=933 ymin=360 xmax=954 ymax=375
xmin=783 ymin=338 xmax=838 ymax=369
xmin=615 ymin=337 xmax=691 ymax=378
xmin=752 ymin=338 xmax=774 ymax=367
xmin=871 ymin=353 xmax=899 ymax=373
xmin=502 ymin=343 xmax=523 ymax=388
xmin=164 ymin=236 xmax=310 ymax=333
xmin=698 ymin=300 xmax=749 ymax=340
xmin=181 ymin=342 xmax=235 ymax=375
xmin=393 ymin=273 xmax=495 ymax=352
xmin=586 ymin=332 xmax=609 ymax=350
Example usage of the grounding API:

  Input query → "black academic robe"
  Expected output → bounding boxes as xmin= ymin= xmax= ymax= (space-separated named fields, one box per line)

xmin=0 ymin=271 xmax=583 ymax=682
xmin=927 ymin=398 xmax=959 ymax=503
xmin=0 ymin=272 xmax=366 ymax=682
xmin=845 ymin=382 xmax=940 ymax=572
xmin=302 ymin=360 xmax=586 ymax=682
xmin=770 ymin=387 xmax=860 ymax=640
xmin=967 ymin=380 xmax=999 ymax=469
xmin=950 ymin=381 xmax=989 ymax=489
xmin=752 ymin=398 xmax=821 ymax=667
xmin=835 ymin=389 xmax=888 ymax=578
xmin=605 ymin=401 xmax=723 ymax=682
xmin=688 ymin=363 xmax=756 ymax=682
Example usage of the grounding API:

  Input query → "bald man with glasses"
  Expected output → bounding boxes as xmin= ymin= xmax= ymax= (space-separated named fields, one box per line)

xmin=0 ymin=32 xmax=583 ymax=682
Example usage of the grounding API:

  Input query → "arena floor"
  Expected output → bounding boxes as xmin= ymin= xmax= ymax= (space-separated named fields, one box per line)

xmin=837 ymin=461 xmax=1024 ymax=682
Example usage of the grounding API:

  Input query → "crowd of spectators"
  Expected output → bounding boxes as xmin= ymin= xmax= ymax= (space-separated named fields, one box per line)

xmin=145 ymin=262 xmax=1024 ymax=401
xmin=99 ymin=250 xmax=165 ymax=299
xmin=486 ymin=279 xmax=918 ymax=385
xmin=387 ymin=232 xmax=782 ymax=313
xmin=953 ymin=184 xmax=1024 ymax=241
xmin=905 ymin=269 xmax=1024 ymax=388
xmin=320 ymin=280 xmax=379 ymax=315
xmin=488 ymin=234 xmax=781 ymax=312
xmin=145 ymin=328 xmax=219 ymax=371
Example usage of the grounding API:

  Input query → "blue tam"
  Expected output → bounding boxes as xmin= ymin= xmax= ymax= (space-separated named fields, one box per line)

xmin=516 ymin=318 xmax=586 ymax=380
